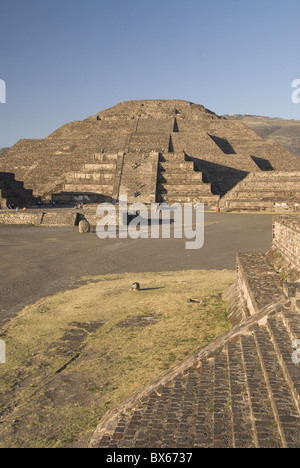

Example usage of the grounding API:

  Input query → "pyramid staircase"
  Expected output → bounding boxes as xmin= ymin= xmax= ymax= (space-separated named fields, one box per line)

xmin=157 ymin=145 xmax=220 ymax=208
xmin=118 ymin=151 xmax=159 ymax=204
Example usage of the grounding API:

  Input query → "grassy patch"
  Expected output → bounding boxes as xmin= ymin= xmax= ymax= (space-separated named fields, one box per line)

xmin=0 ymin=269 xmax=235 ymax=448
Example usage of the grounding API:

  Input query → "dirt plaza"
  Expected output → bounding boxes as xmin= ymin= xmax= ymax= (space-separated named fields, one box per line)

xmin=0 ymin=212 xmax=273 ymax=324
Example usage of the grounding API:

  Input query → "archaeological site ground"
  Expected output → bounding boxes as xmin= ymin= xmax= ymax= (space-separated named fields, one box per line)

xmin=0 ymin=100 xmax=300 ymax=448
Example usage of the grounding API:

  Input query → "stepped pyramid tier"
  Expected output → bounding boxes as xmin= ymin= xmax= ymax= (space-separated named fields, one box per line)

xmin=89 ymin=215 xmax=300 ymax=449
xmin=220 ymin=172 xmax=300 ymax=212
xmin=0 ymin=100 xmax=299 ymax=210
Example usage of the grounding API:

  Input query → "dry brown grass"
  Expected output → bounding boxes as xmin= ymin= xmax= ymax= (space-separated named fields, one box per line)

xmin=0 ymin=269 xmax=235 ymax=448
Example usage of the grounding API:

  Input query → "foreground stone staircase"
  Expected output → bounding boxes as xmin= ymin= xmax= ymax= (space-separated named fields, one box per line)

xmin=90 ymin=303 xmax=300 ymax=449
xmin=220 ymin=172 xmax=300 ymax=212
xmin=89 ymin=215 xmax=300 ymax=449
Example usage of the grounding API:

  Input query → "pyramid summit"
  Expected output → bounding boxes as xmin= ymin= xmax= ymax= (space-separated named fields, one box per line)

xmin=0 ymin=99 xmax=300 ymax=211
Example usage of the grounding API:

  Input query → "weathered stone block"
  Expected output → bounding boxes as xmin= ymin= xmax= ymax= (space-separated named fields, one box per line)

xmin=78 ymin=219 xmax=90 ymax=233
xmin=283 ymin=282 xmax=300 ymax=298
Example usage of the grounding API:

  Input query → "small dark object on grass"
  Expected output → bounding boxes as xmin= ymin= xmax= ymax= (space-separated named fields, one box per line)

xmin=187 ymin=298 xmax=202 ymax=303
xmin=131 ymin=282 xmax=140 ymax=291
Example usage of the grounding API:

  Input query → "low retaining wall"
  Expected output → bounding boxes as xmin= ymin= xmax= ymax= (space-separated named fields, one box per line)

xmin=227 ymin=215 xmax=300 ymax=325
xmin=0 ymin=210 xmax=78 ymax=227
xmin=272 ymin=215 xmax=300 ymax=270
xmin=0 ymin=207 xmax=140 ymax=228
xmin=0 ymin=211 xmax=44 ymax=226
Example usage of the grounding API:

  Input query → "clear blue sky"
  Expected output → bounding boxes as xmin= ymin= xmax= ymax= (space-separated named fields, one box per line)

xmin=1 ymin=0 xmax=300 ymax=147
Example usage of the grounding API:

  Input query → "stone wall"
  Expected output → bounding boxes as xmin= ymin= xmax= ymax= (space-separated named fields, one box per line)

xmin=0 ymin=210 xmax=79 ymax=227
xmin=0 ymin=211 xmax=44 ymax=226
xmin=227 ymin=215 xmax=300 ymax=326
xmin=272 ymin=215 xmax=300 ymax=270
xmin=0 ymin=207 xmax=138 ymax=228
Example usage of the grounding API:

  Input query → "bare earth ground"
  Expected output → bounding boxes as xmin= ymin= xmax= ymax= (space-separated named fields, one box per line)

xmin=0 ymin=213 xmax=273 ymax=447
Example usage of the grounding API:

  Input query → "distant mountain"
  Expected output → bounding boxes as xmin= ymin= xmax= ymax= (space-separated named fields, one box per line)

xmin=0 ymin=148 xmax=9 ymax=157
xmin=224 ymin=115 xmax=300 ymax=158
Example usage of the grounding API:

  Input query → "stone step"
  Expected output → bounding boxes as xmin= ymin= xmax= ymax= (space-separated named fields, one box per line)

xmin=117 ymin=151 xmax=159 ymax=204
xmin=119 ymin=187 xmax=152 ymax=196
xmin=193 ymin=360 xmax=214 ymax=448
xmin=254 ymin=324 xmax=300 ymax=448
xmin=221 ymin=200 xmax=300 ymax=211
xmin=159 ymin=155 xmax=187 ymax=163
xmin=84 ymin=163 xmax=117 ymax=171
xmin=72 ymin=173 xmax=115 ymax=181
xmin=129 ymin=135 xmax=170 ymax=153
xmin=160 ymin=194 xmax=220 ymax=206
xmin=65 ymin=178 xmax=114 ymax=187
xmin=158 ymin=184 xmax=213 ymax=195
xmin=240 ymin=334 xmax=283 ymax=448
xmin=247 ymin=172 xmax=300 ymax=179
xmin=227 ymin=341 xmax=257 ymax=448
xmin=64 ymin=183 xmax=113 ymax=193
xmin=121 ymin=168 xmax=155 ymax=177
xmin=119 ymin=195 xmax=154 ymax=205
xmin=267 ymin=314 xmax=300 ymax=414
xmin=119 ymin=186 xmax=154 ymax=204
xmin=236 ymin=180 xmax=300 ymax=189
xmin=213 ymin=351 xmax=234 ymax=448
xmin=158 ymin=175 xmax=204 ymax=183
xmin=228 ymin=191 xmax=300 ymax=200
xmin=93 ymin=153 xmax=118 ymax=161
xmin=159 ymin=162 xmax=194 ymax=171
xmin=221 ymin=199 xmax=273 ymax=209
